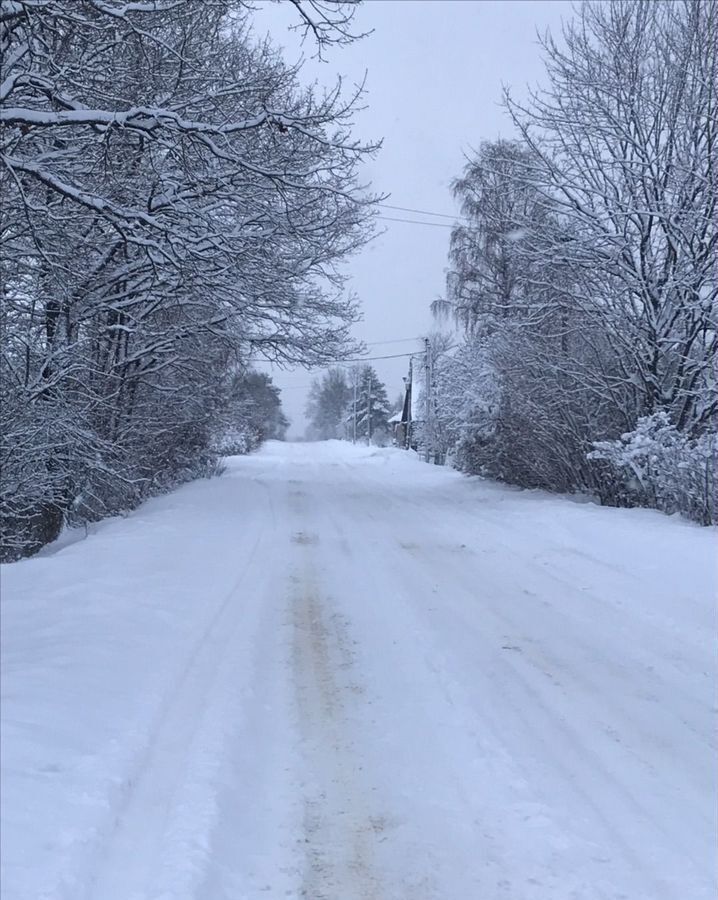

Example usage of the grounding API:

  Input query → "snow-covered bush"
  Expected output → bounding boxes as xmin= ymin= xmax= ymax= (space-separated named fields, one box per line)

xmin=426 ymin=339 xmax=500 ymax=471
xmin=213 ymin=429 xmax=258 ymax=458
xmin=212 ymin=370 xmax=289 ymax=458
xmin=589 ymin=413 xmax=717 ymax=525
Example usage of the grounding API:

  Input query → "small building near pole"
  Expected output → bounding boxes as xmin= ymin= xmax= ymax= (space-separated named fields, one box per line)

xmin=389 ymin=411 xmax=404 ymax=446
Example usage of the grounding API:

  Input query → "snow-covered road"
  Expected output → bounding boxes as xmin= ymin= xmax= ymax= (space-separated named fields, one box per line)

xmin=2 ymin=441 xmax=716 ymax=900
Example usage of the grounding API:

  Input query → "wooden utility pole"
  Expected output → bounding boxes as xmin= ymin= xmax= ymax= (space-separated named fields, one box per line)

xmin=352 ymin=371 xmax=357 ymax=444
xmin=424 ymin=338 xmax=432 ymax=462
xmin=404 ymin=356 xmax=413 ymax=449
xmin=367 ymin=370 xmax=373 ymax=445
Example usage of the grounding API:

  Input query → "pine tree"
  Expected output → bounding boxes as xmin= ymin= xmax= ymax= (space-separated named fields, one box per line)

xmin=354 ymin=367 xmax=392 ymax=444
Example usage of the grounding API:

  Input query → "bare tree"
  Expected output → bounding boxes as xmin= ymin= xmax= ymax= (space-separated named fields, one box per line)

xmin=305 ymin=367 xmax=353 ymax=440
xmin=435 ymin=1 xmax=716 ymax=522
xmin=1 ymin=0 xmax=378 ymax=558
xmin=505 ymin=0 xmax=717 ymax=435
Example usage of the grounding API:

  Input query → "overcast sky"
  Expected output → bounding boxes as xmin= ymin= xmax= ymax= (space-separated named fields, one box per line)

xmin=254 ymin=0 xmax=569 ymax=435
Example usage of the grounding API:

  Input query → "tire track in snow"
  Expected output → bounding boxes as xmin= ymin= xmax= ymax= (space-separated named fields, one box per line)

xmin=85 ymin=527 xmax=271 ymax=900
xmin=291 ymin=556 xmax=383 ymax=900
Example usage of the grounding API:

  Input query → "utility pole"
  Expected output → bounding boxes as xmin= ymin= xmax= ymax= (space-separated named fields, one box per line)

xmin=424 ymin=337 xmax=431 ymax=462
xmin=352 ymin=370 xmax=357 ymax=444
xmin=367 ymin=371 xmax=373 ymax=445
xmin=405 ymin=356 xmax=413 ymax=449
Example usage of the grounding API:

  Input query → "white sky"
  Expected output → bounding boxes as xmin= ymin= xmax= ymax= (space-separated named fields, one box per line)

xmin=253 ymin=0 xmax=569 ymax=435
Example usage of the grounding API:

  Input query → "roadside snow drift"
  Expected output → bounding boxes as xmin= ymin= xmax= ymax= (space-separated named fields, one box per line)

xmin=1 ymin=440 xmax=716 ymax=900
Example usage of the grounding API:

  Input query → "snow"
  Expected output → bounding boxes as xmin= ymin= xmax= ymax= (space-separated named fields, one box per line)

xmin=0 ymin=106 xmax=269 ymax=135
xmin=1 ymin=440 xmax=716 ymax=900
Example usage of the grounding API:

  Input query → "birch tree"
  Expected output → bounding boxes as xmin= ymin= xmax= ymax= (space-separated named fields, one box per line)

xmin=437 ymin=0 xmax=716 ymax=521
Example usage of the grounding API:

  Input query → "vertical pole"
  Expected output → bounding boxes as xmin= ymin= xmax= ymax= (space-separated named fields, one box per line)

xmin=405 ymin=356 xmax=413 ymax=449
xmin=352 ymin=372 xmax=357 ymax=444
xmin=367 ymin=371 xmax=373 ymax=445
xmin=424 ymin=338 xmax=431 ymax=462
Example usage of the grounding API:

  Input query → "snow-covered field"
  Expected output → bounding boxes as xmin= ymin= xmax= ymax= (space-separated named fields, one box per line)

xmin=1 ymin=440 xmax=716 ymax=900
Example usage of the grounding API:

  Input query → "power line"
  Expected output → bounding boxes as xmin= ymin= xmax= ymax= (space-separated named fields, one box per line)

xmin=269 ymin=342 xmax=458 ymax=383
xmin=379 ymin=203 xmax=464 ymax=222
xmin=364 ymin=336 xmax=422 ymax=346
xmin=249 ymin=347 xmax=420 ymax=372
xmin=254 ymin=344 xmax=425 ymax=391
xmin=377 ymin=214 xmax=456 ymax=230
xmin=279 ymin=351 xmax=419 ymax=371
xmin=341 ymin=350 xmax=420 ymax=362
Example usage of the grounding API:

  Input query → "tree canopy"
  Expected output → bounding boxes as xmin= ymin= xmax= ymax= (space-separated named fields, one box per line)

xmin=1 ymin=0 xmax=377 ymax=558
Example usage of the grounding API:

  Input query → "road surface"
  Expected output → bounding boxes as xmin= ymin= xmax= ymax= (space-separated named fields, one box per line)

xmin=2 ymin=441 xmax=716 ymax=900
